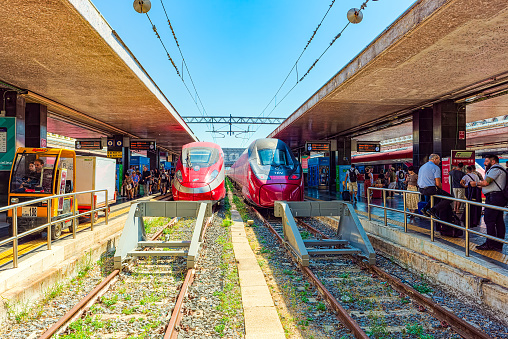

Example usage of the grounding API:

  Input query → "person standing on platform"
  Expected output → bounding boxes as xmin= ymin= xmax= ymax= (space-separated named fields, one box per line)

xmin=417 ymin=154 xmax=453 ymax=218
xmin=387 ymin=167 xmax=397 ymax=198
xmin=449 ymin=163 xmax=465 ymax=214
xmin=364 ymin=167 xmax=374 ymax=200
xmin=345 ymin=164 xmax=360 ymax=203
xmin=474 ymin=155 xmax=507 ymax=251
xmin=132 ymin=171 xmax=140 ymax=198
xmin=142 ymin=165 xmax=152 ymax=196
xmin=405 ymin=166 xmax=419 ymax=220
xmin=460 ymin=165 xmax=481 ymax=228
xmin=396 ymin=166 xmax=406 ymax=193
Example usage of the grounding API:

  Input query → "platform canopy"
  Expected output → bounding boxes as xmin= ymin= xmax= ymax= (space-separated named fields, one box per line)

xmin=0 ymin=0 xmax=197 ymax=152
xmin=269 ymin=0 xmax=508 ymax=148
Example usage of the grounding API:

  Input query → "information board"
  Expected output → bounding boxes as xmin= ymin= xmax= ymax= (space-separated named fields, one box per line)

xmin=451 ymin=150 xmax=475 ymax=167
xmin=75 ymin=139 xmax=102 ymax=150
xmin=301 ymin=155 xmax=309 ymax=174
xmin=305 ymin=142 xmax=330 ymax=152
xmin=107 ymin=151 xmax=123 ymax=159
xmin=0 ymin=117 xmax=16 ymax=171
xmin=130 ymin=139 xmax=156 ymax=151
xmin=357 ymin=143 xmax=380 ymax=152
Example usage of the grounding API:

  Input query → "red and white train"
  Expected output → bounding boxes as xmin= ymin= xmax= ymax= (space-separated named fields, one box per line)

xmin=172 ymin=142 xmax=226 ymax=202
xmin=229 ymin=138 xmax=304 ymax=208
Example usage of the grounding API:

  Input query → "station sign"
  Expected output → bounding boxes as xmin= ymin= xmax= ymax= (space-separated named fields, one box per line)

xmin=130 ymin=139 xmax=156 ymax=151
xmin=75 ymin=139 xmax=102 ymax=150
xmin=357 ymin=143 xmax=381 ymax=153
xmin=451 ymin=150 xmax=475 ymax=166
xmin=305 ymin=141 xmax=330 ymax=152
xmin=0 ymin=117 xmax=16 ymax=171
xmin=107 ymin=151 xmax=123 ymax=158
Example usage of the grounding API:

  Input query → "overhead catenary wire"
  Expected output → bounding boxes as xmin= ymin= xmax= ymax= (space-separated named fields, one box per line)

xmin=146 ymin=11 xmax=216 ymax=142
xmin=243 ymin=0 xmax=373 ymax=147
xmin=158 ymin=0 xmax=216 ymax=142
xmin=258 ymin=0 xmax=337 ymax=119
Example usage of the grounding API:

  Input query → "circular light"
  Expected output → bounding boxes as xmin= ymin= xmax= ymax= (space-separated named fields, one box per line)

xmin=176 ymin=170 xmax=183 ymax=182
xmin=133 ymin=0 xmax=151 ymax=13
xmin=347 ymin=8 xmax=363 ymax=24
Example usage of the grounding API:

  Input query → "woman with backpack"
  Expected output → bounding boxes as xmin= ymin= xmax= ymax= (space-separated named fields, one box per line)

xmin=460 ymin=166 xmax=482 ymax=228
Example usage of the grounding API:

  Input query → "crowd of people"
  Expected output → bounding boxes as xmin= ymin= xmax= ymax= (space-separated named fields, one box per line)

xmin=121 ymin=165 xmax=174 ymax=200
xmin=345 ymin=154 xmax=507 ymax=252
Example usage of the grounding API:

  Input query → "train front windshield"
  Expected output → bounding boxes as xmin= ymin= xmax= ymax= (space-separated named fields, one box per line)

xmin=258 ymin=148 xmax=293 ymax=167
xmin=182 ymin=147 xmax=220 ymax=168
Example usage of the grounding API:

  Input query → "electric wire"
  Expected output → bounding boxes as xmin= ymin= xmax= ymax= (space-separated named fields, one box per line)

xmin=258 ymin=0 xmax=337 ymax=119
xmin=243 ymin=0 xmax=373 ymax=147
xmin=158 ymin=0 xmax=216 ymax=142
xmin=146 ymin=12 xmax=215 ymax=142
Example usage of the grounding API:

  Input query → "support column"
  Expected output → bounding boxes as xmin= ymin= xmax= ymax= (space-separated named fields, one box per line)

xmin=413 ymin=101 xmax=466 ymax=169
xmin=413 ymin=107 xmax=433 ymax=169
xmin=337 ymin=137 xmax=351 ymax=165
xmin=433 ymin=100 xmax=466 ymax=160
xmin=148 ymin=149 xmax=157 ymax=171
xmin=25 ymin=103 xmax=47 ymax=147
xmin=329 ymin=150 xmax=337 ymax=192
xmin=122 ymin=146 xmax=130 ymax=176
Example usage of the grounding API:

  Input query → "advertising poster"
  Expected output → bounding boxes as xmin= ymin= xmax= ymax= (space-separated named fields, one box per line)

xmin=0 ymin=117 xmax=16 ymax=171
xmin=441 ymin=158 xmax=451 ymax=194
xmin=301 ymin=155 xmax=309 ymax=174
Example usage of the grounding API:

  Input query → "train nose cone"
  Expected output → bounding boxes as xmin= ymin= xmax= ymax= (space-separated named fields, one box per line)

xmin=259 ymin=184 xmax=301 ymax=207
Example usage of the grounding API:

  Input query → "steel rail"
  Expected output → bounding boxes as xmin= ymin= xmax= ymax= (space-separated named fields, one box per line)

xmin=297 ymin=219 xmax=494 ymax=339
xmin=37 ymin=216 xmax=180 ymax=339
xmin=38 ymin=269 xmax=120 ymax=339
xmin=163 ymin=214 xmax=214 ymax=338
xmin=249 ymin=206 xmax=369 ymax=338
xmin=163 ymin=269 xmax=196 ymax=339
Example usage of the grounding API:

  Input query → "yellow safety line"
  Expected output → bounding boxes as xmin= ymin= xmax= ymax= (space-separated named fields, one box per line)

xmin=356 ymin=210 xmax=508 ymax=264
xmin=0 ymin=207 xmax=131 ymax=267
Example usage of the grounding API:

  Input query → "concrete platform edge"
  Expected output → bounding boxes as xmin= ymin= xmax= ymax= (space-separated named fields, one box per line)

xmin=0 ymin=216 xmax=127 ymax=321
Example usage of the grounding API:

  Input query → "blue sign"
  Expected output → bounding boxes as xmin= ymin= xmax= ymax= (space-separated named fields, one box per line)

xmin=0 ymin=117 xmax=16 ymax=171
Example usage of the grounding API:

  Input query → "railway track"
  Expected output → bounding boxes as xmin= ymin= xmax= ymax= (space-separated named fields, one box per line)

xmin=249 ymin=205 xmax=494 ymax=339
xmin=37 ymin=214 xmax=212 ymax=339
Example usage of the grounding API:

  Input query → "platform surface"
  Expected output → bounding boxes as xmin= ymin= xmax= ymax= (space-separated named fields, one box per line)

xmin=305 ymin=188 xmax=508 ymax=270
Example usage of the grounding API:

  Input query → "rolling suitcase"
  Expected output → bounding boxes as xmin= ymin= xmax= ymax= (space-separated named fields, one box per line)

xmin=342 ymin=190 xmax=351 ymax=201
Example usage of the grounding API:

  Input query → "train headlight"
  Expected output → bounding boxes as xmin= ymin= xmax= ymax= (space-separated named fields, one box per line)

xmin=206 ymin=170 xmax=219 ymax=183
xmin=255 ymin=173 xmax=270 ymax=180
xmin=176 ymin=170 xmax=183 ymax=182
xmin=11 ymin=197 xmax=19 ymax=204
xmin=289 ymin=167 xmax=301 ymax=180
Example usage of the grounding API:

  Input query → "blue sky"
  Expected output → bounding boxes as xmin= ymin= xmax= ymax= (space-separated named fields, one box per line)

xmin=93 ymin=0 xmax=416 ymax=148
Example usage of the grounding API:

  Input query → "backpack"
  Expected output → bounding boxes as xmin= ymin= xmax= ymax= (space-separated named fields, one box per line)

xmin=398 ymin=171 xmax=405 ymax=180
xmin=489 ymin=165 xmax=508 ymax=200
xmin=349 ymin=169 xmax=357 ymax=182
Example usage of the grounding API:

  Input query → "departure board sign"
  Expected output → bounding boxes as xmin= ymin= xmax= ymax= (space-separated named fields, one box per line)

xmin=130 ymin=139 xmax=156 ymax=151
xmin=357 ymin=143 xmax=380 ymax=152
xmin=75 ymin=139 xmax=102 ymax=150
xmin=305 ymin=141 xmax=330 ymax=152
xmin=451 ymin=150 xmax=475 ymax=166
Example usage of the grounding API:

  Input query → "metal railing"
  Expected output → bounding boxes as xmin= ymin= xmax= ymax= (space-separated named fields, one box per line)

xmin=0 ymin=189 xmax=110 ymax=268
xmin=367 ymin=187 xmax=508 ymax=257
